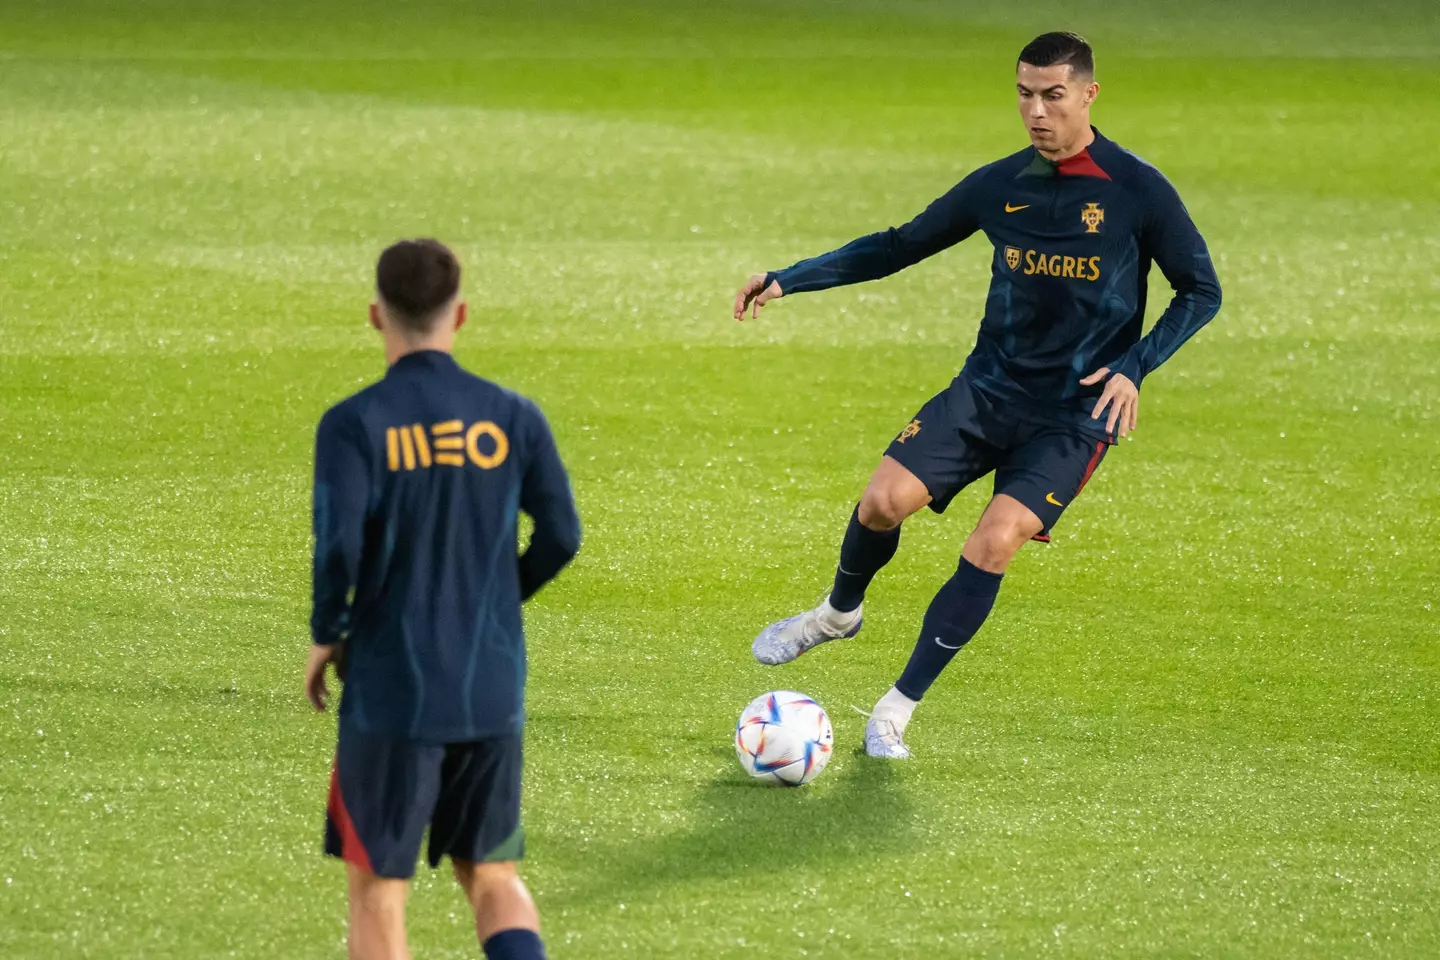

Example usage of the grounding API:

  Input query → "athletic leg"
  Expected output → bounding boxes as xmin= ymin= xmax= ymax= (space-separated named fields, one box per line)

xmin=865 ymin=494 xmax=1041 ymax=759
xmin=866 ymin=428 xmax=1111 ymax=759
xmin=453 ymin=860 xmax=544 ymax=959
xmin=346 ymin=867 xmax=411 ymax=960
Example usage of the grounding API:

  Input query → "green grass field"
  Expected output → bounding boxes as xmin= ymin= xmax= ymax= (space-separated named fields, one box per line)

xmin=3 ymin=1 xmax=1438 ymax=956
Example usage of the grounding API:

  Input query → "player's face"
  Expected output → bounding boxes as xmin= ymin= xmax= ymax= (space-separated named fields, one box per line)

xmin=1016 ymin=62 xmax=1098 ymax=156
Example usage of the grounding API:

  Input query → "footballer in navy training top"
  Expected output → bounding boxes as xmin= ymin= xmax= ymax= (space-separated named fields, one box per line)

xmin=306 ymin=239 xmax=579 ymax=960
xmin=732 ymin=32 xmax=1222 ymax=759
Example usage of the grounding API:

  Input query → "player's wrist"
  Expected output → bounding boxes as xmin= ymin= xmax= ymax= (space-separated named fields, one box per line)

xmin=1107 ymin=358 xmax=1142 ymax=387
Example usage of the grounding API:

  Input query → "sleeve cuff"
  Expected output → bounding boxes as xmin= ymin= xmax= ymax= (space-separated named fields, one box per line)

xmin=1109 ymin=356 xmax=1144 ymax=387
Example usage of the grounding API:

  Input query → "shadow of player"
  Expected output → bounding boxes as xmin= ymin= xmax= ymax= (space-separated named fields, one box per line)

xmin=549 ymin=745 xmax=918 ymax=910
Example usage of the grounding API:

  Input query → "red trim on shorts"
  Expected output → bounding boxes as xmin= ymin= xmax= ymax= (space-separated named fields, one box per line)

xmin=1076 ymin=440 xmax=1105 ymax=495
xmin=1030 ymin=533 xmax=1052 ymax=543
xmin=327 ymin=762 xmax=374 ymax=873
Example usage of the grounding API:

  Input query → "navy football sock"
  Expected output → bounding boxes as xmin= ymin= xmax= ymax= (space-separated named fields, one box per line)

xmin=895 ymin=558 xmax=1003 ymax=700
xmin=830 ymin=506 xmax=901 ymax=613
xmin=483 ymin=928 xmax=547 ymax=960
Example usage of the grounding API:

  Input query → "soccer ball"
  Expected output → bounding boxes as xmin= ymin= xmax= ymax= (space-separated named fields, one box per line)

xmin=734 ymin=690 xmax=834 ymax=786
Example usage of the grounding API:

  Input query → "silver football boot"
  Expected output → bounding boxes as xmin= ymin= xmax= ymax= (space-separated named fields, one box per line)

xmin=751 ymin=595 xmax=863 ymax=666
xmin=863 ymin=714 xmax=912 ymax=759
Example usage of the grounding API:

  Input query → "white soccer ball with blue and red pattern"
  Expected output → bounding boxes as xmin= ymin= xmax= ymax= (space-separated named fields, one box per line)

xmin=734 ymin=690 xmax=834 ymax=786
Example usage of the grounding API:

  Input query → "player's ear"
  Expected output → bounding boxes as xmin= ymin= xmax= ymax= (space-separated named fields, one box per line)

xmin=1085 ymin=81 xmax=1099 ymax=105
xmin=454 ymin=301 xmax=468 ymax=332
xmin=369 ymin=302 xmax=384 ymax=333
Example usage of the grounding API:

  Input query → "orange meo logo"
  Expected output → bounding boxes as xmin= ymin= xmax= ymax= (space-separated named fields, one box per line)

xmin=896 ymin=419 xmax=922 ymax=443
xmin=1004 ymin=246 xmax=1021 ymax=271
xmin=386 ymin=420 xmax=509 ymax=472
xmin=1081 ymin=202 xmax=1105 ymax=233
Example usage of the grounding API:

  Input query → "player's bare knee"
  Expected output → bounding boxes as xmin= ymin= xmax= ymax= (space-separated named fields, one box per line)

xmin=453 ymin=859 xmax=516 ymax=903
xmin=858 ymin=457 xmax=930 ymax=531
xmin=857 ymin=491 xmax=901 ymax=531
xmin=858 ymin=483 xmax=920 ymax=530
xmin=964 ymin=536 xmax=1014 ymax=572
xmin=966 ymin=519 xmax=1035 ymax=570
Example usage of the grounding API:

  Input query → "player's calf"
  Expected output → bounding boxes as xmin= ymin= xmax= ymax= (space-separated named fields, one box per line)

xmin=452 ymin=860 xmax=546 ymax=959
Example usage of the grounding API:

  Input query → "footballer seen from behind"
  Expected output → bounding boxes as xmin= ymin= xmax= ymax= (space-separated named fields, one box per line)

xmin=305 ymin=239 xmax=580 ymax=960
xmin=733 ymin=33 xmax=1222 ymax=758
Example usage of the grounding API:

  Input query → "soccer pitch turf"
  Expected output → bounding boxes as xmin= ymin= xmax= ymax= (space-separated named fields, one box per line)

xmin=2 ymin=0 xmax=1438 ymax=956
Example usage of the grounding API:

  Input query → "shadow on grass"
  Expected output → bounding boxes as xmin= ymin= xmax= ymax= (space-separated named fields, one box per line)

xmin=551 ymin=745 xmax=918 ymax=910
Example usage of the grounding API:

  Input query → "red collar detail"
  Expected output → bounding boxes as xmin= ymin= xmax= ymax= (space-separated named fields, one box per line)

xmin=1055 ymin=148 xmax=1112 ymax=181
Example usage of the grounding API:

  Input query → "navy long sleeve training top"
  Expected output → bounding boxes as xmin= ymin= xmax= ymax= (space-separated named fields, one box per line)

xmin=765 ymin=128 xmax=1222 ymax=442
xmin=311 ymin=350 xmax=580 ymax=743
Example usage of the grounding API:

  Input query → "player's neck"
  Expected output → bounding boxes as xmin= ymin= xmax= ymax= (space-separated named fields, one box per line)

xmin=385 ymin=337 xmax=454 ymax=367
xmin=1038 ymin=124 xmax=1096 ymax=163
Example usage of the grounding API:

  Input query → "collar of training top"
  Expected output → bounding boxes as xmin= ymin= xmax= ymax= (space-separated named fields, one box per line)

xmin=1018 ymin=127 xmax=1113 ymax=181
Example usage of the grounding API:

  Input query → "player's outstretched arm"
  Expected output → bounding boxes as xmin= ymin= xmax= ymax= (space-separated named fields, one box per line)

xmin=733 ymin=172 xmax=983 ymax=321
xmin=518 ymin=405 xmax=581 ymax=601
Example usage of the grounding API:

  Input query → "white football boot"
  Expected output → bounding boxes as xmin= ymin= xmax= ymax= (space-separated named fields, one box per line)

xmin=751 ymin=595 xmax=863 ymax=666
xmin=855 ymin=689 xmax=916 ymax=759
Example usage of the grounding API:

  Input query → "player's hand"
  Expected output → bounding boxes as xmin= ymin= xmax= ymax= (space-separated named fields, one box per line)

xmin=304 ymin=643 xmax=344 ymax=712
xmin=1080 ymin=367 xmax=1139 ymax=438
xmin=733 ymin=273 xmax=783 ymax=321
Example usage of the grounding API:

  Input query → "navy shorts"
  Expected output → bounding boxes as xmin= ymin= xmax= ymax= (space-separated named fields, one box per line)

xmin=325 ymin=726 xmax=525 ymax=879
xmin=884 ymin=375 xmax=1109 ymax=541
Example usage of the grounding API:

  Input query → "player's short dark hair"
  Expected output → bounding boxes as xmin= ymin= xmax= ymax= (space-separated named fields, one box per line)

xmin=376 ymin=238 xmax=461 ymax=332
xmin=1018 ymin=32 xmax=1094 ymax=79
